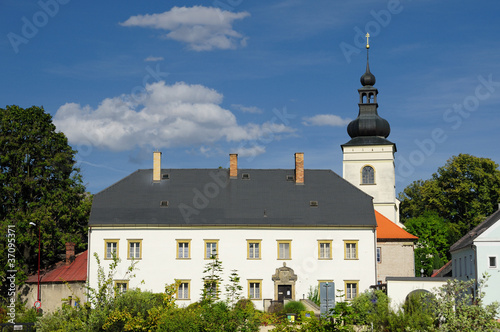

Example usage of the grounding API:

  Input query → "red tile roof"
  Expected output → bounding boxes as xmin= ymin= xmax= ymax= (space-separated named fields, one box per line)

xmin=26 ymin=250 xmax=87 ymax=284
xmin=431 ymin=260 xmax=452 ymax=277
xmin=376 ymin=211 xmax=418 ymax=241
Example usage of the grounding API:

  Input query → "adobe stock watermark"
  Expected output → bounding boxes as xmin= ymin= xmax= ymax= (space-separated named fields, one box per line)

xmin=179 ymin=106 xmax=296 ymax=224
xmin=7 ymin=0 xmax=71 ymax=54
xmin=6 ymin=225 xmax=17 ymax=323
xmin=395 ymin=74 xmax=500 ymax=183
xmin=339 ymin=0 xmax=410 ymax=64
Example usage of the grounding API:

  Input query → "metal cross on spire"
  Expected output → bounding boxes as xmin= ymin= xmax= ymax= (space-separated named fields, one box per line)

xmin=365 ymin=33 xmax=370 ymax=49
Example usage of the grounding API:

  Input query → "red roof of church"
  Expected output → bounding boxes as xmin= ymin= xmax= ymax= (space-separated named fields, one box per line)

xmin=26 ymin=250 xmax=87 ymax=284
xmin=375 ymin=211 xmax=418 ymax=241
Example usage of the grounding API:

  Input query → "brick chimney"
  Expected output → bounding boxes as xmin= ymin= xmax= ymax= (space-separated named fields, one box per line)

xmin=65 ymin=242 xmax=75 ymax=265
xmin=230 ymin=154 xmax=238 ymax=178
xmin=153 ymin=151 xmax=162 ymax=182
xmin=295 ymin=152 xmax=304 ymax=184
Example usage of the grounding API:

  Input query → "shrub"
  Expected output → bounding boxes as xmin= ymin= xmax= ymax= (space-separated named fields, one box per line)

xmin=234 ymin=298 xmax=255 ymax=311
xmin=284 ymin=301 xmax=306 ymax=313
xmin=156 ymin=308 xmax=200 ymax=332
xmin=350 ymin=289 xmax=389 ymax=327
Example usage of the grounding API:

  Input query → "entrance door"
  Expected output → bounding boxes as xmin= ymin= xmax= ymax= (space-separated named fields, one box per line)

xmin=277 ymin=285 xmax=292 ymax=302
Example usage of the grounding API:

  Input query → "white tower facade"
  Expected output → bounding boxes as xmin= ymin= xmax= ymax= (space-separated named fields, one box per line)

xmin=341 ymin=47 xmax=401 ymax=225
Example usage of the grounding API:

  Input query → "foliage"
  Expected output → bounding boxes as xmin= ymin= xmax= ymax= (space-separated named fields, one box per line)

xmin=403 ymin=211 xmax=452 ymax=276
xmin=307 ymin=285 xmax=320 ymax=306
xmin=430 ymin=275 xmax=499 ymax=331
xmin=0 ymin=295 xmax=39 ymax=324
xmin=201 ymin=253 xmax=223 ymax=304
xmin=300 ymin=310 xmax=315 ymax=321
xmin=350 ymin=289 xmax=389 ymax=327
xmin=86 ymin=253 xmax=138 ymax=310
xmin=256 ymin=311 xmax=282 ymax=326
xmin=399 ymin=154 xmax=500 ymax=243
xmin=0 ymin=105 xmax=91 ymax=296
xmin=284 ymin=301 xmax=306 ymax=314
xmin=225 ymin=269 xmax=243 ymax=308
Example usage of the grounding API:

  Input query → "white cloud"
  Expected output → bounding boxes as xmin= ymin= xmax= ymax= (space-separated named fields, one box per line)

xmin=231 ymin=104 xmax=263 ymax=114
xmin=302 ymin=114 xmax=351 ymax=127
xmin=121 ymin=6 xmax=250 ymax=51
xmin=235 ymin=145 xmax=266 ymax=158
xmin=53 ymin=81 xmax=294 ymax=152
xmin=144 ymin=56 xmax=164 ymax=62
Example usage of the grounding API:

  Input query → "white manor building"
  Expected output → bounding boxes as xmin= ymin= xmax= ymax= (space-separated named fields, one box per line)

xmin=87 ymin=53 xmax=415 ymax=310
xmin=88 ymin=152 xmax=378 ymax=310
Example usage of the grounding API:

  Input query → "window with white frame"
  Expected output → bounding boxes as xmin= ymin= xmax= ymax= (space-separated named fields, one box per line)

xmin=204 ymin=280 xmax=218 ymax=299
xmin=489 ymin=256 xmax=497 ymax=268
xmin=247 ymin=240 xmax=261 ymax=259
xmin=204 ymin=240 xmax=219 ymax=259
xmin=177 ymin=281 xmax=190 ymax=299
xmin=177 ymin=240 xmax=191 ymax=259
xmin=376 ymin=247 xmax=381 ymax=263
xmin=345 ymin=281 xmax=358 ymax=300
xmin=105 ymin=240 xmax=119 ymax=259
xmin=127 ymin=240 xmax=142 ymax=259
xmin=115 ymin=280 xmax=128 ymax=294
xmin=277 ymin=240 xmax=291 ymax=259
xmin=344 ymin=240 xmax=358 ymax=260
xmin=248 ymin=280 xmax=262 ymax=299
xmin=318 ymin=241 xmax=332 ymax=259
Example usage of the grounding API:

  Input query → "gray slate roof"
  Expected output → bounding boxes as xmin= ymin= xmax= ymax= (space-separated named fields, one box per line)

xmin=89 ymin=168 xmax=376 ymax=227
xmin=342 ymin=136 xmax=396 ymax=150
xmin=450 ymin=209 xmax=500 ymax=252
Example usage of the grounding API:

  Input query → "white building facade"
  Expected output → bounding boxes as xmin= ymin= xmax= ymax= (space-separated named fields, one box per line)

xmin=87 ymin=152 xmax=378 ymax=311
xmin=88 ymin=226 xmax=376 ymax=310
xmin=450 ymin=209 xmax=500 ymax=308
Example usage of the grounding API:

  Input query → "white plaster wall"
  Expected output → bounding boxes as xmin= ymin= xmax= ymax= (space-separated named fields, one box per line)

xmin=386 ymin=278 xmax=448 ymax=310
xmin=88 ymin=227 xmax=376 ymax=310
xmin=475 ymin=242 xmax=500 ymax=307
xmin=451 ymin=247 xmax=475 ymax=281
xmin=21 ymin=282 xmax=85 ymax=313
xmin=342 ymin=145 xmax=399 ymax=224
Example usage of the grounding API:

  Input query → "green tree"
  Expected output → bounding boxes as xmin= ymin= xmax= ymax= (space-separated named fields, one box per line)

xmin=225 ymin=270 xmax=243 ymax=308
xmin=201 ymin=253 xmax=223 ymax=303
xmin=404 ymin=211 xmax=451 ymax=276
xmin=0 ymin=105 xmax=91 ymax=298
xmin=399 ymin=154 xmax=500 ymax=243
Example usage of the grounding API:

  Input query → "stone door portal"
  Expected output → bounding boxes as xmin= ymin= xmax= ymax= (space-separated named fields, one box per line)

xmin=272 ymin=263 xmax=297 ymax=301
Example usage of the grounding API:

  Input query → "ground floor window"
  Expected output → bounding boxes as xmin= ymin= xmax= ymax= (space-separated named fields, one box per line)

xmin=177 ymin=281 xmax=190 ymax=299
xmin=248 ymin=280 xmax=262 ymax=299
xmin=344 ymin=281 xmax=358 ymax=300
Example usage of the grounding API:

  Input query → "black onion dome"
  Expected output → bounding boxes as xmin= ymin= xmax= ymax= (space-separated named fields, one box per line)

xmin=347 ymin=113 xmax=390 ymax=138
xmin=360 ymin=62 xmax=376 ymax=86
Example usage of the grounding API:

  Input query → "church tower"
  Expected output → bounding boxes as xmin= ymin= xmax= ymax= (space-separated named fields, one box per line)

xmin=341 ymin=35 xmax=401 ymax=225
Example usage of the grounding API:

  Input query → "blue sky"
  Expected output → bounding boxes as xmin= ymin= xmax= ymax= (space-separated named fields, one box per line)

xmin=2 ymin=0 xmax=499 ymax=195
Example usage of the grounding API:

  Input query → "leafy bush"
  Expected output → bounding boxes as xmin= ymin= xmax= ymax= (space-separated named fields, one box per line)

xmin=284 ymin=301 xmax=306 ymax=313
xmin=350 ymin=289 xmax=390 ymax=327
xmin=156 ymin=308 xmax=200 ymax=332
